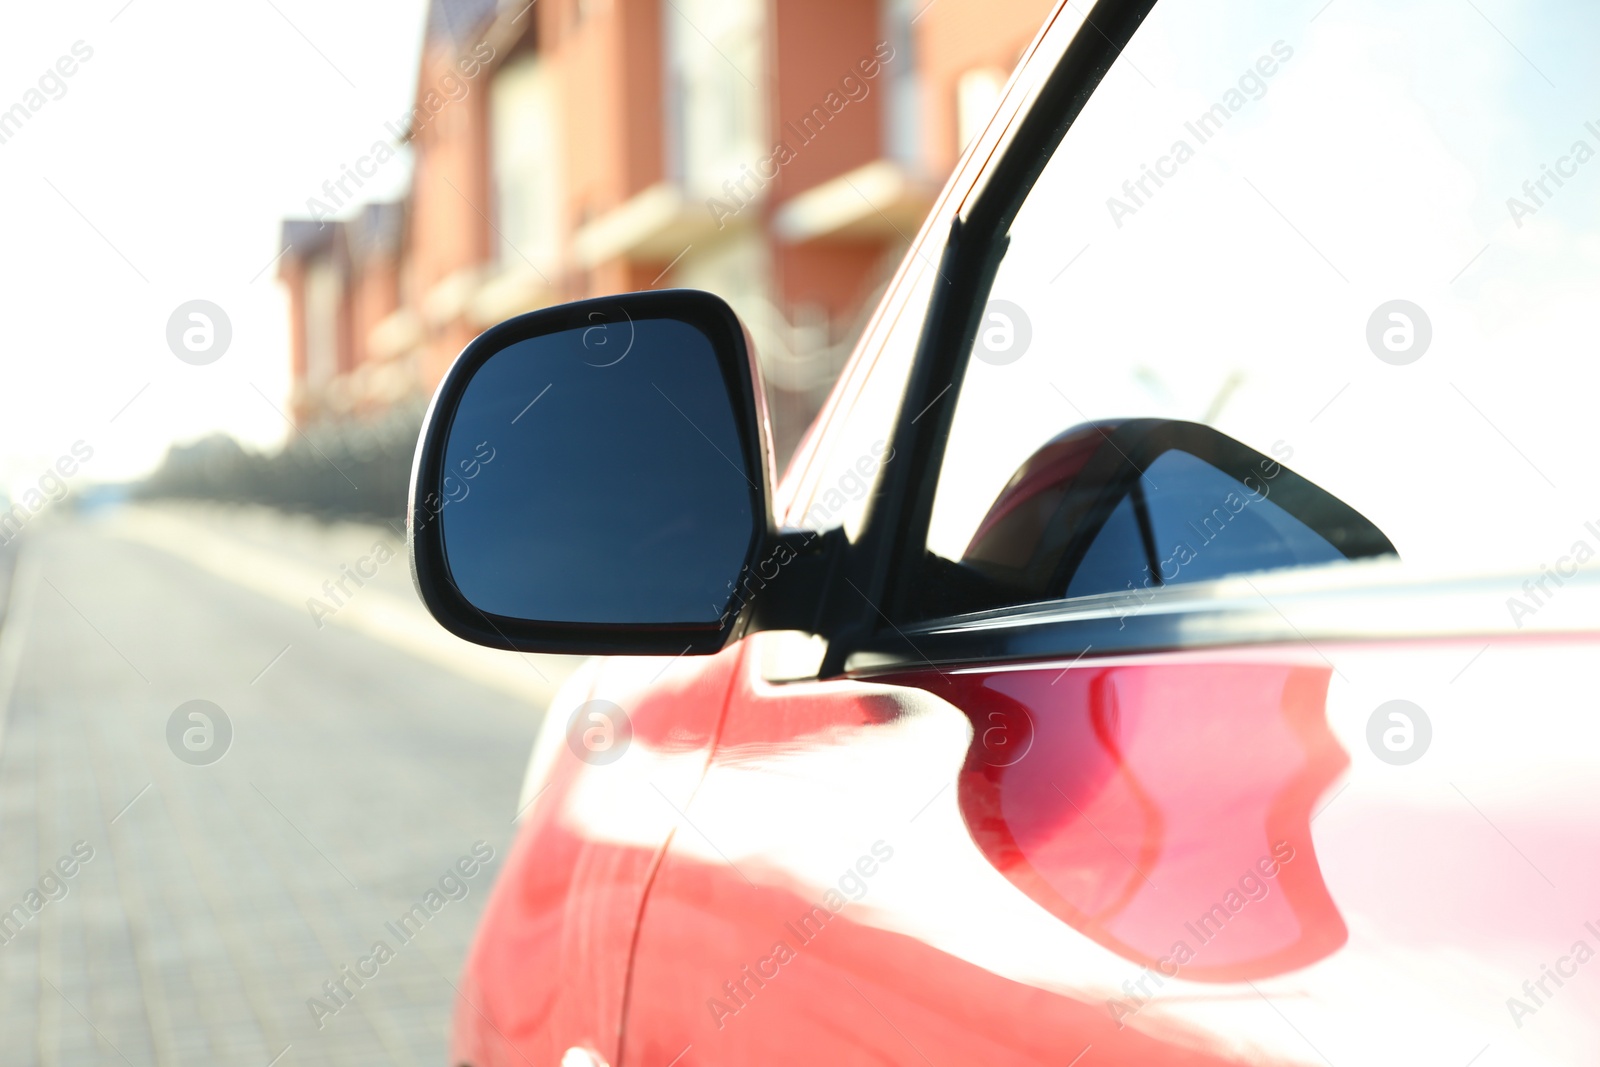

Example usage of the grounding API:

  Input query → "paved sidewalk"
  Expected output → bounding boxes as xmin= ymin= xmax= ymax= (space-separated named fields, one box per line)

xmin=0 ymin=504 xmax=578 ymax=1066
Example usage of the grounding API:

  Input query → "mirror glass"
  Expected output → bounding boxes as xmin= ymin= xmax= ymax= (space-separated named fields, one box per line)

xmin=1063 ymin=449 xmax=1347 ymax=598
xmin=434 ymin=317 xmax=756 ymax=624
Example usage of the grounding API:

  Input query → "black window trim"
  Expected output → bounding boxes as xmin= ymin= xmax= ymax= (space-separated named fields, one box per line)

xmin=818 ymin=0 xmax=1163 ymax=676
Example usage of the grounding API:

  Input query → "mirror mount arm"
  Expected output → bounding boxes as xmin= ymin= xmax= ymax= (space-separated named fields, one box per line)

xmin=740 ymin=526 xmax=851 ymax=639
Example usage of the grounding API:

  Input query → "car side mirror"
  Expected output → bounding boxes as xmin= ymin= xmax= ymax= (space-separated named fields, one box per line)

xmin=945 ymin=418 xmax=1397 ymax=614
xmin=409 ymin=290 xmax=794 ymax=656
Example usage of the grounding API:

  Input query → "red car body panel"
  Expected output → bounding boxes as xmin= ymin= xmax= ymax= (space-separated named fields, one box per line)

xmin=892 ymin=659 xmax=1350 ymax=985
xmin=450 ymin=647 xmax=742 ymax=1066
xmin=615 ymin=635 xmax=1600 ymax=1064
xmin=623 ymin=638 xmax=1318 ymax=1065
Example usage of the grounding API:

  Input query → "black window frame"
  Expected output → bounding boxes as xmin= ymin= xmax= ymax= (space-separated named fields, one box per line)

xmin=818 ymin=0 xmax=1165 ymax=676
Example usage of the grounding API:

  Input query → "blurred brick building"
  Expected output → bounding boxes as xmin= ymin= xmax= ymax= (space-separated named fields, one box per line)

xmin=279 ymin=0 xmax=1054 ymax=460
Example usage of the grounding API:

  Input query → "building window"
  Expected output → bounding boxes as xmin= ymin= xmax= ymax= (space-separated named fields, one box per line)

xmin=956 ymin=66 xmax=1006 ymax=153
xmin=664 ymin=0 xmax=766 ymax=197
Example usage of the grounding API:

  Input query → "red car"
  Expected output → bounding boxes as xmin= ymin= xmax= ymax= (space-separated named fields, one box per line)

xmin=412 ymin=0 xmax=1600 ymax=1062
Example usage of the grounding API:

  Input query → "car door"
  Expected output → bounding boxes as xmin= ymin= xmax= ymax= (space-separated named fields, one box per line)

xmin=621 ymin=0 xmax=1600 ymax=1062
xmin=449 ymin=650 xmax=741 ymax=1067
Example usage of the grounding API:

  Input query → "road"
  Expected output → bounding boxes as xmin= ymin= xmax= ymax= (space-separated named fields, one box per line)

xmin=0 ymin=503 xmax=577 ymax=1067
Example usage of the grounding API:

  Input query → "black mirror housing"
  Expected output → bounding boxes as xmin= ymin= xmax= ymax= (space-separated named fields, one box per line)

xmin=408 ymin=289 xmax=780 ymax=656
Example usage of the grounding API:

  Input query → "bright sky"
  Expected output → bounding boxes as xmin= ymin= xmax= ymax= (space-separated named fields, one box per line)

xmin=0 ymin=0 xmax=430 ymax=493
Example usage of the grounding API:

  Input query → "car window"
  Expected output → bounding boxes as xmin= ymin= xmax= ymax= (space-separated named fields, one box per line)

xmin=917 ymin=0 xmax=1600 ymax=618
xmin=779 ymin=257 xmax=933 ymax=541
